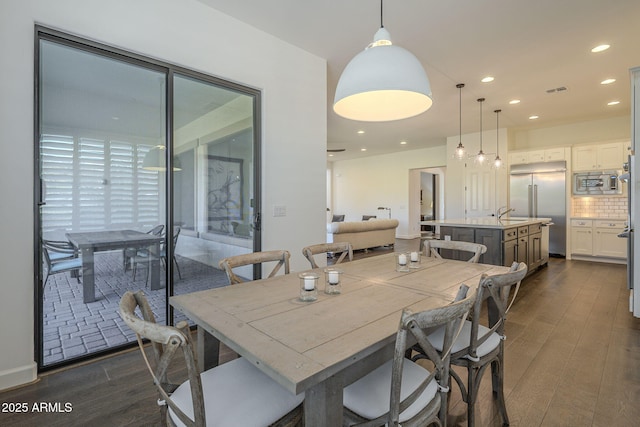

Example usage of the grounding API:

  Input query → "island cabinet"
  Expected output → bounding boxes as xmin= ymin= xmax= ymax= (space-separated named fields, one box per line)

xmin=439 ymin=226 xmax=506 ymax=266
xmin=438 ymin=223 xmax=546 ymax=272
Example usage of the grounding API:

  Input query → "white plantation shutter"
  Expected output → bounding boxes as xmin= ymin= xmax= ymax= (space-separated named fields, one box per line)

xmin=40 ymin=134 xmax=161 ymax=233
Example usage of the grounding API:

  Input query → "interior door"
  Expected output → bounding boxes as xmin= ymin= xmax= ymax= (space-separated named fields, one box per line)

xmin=465 ymin=165 xmax=495 ymax=217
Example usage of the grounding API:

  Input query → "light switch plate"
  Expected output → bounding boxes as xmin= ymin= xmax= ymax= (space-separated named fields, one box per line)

xmin=273 ymin=205 xmax=286 ymax=217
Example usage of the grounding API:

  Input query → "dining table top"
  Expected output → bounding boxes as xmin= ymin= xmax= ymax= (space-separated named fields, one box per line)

xmin=170 ymin=253 xmax=508 ymax=395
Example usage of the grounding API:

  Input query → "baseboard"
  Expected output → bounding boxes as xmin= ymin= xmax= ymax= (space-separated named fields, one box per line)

xmin=0 ymin=361 xmax=38 ymax=392
xmin=569 ymin=254 xmax=627 ymax=265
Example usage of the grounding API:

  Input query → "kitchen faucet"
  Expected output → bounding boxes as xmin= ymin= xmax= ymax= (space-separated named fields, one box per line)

xmin=497 ymin=206 xmax=515 ymax=219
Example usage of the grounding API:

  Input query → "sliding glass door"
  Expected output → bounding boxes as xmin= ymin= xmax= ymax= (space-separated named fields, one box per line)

xmin=171 ymin=74 xmax=258 ymax=316
xmin=36 ymin=28 xmax=259 ymax=369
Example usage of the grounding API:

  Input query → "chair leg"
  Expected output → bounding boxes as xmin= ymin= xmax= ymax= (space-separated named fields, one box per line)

xmin=466 ymin=365 xmax=482 ymax=427
xmin=173 ymin=256 xmax=182 ymax=279
xmin=491 ymin=358 xmax=509 ymax=426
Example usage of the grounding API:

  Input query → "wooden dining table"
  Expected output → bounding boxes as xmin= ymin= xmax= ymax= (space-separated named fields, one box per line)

xmin=170 ymin=252 xmax=508 ymax=426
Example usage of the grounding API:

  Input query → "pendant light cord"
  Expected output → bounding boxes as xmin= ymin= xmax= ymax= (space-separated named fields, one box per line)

xmin=458 ymin=84 xmax=464 ymax=140
xmin=478 ymin=98 xmax=485 ymax=151
xmin=380 ymin=0 xmax=384 ymax=28
xmin=495 ymin=109 xmax=501 ymax=151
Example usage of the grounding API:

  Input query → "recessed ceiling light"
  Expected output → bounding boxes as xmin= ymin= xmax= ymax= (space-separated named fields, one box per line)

xmin=400 ymin=141 xmax=407 ymax=145
xmin=111 ymin=116 xmax=120 ymax=120
xmin=601 ymin=78 xmax=616 ymax=85
xmin=360 ymin=148 xmax=367 ymax=152
xmin=357 ymin=130 xmax=365 ymax=134
xmin=591 ymin=44 xmax=610 ymax=53
xmin=481 ymin=76 xmax=494 ymax=83
xmin=529 ymin=115 xmax=539 ymax=120
xmin=607 ymin=101 xmax=620 ymax=106
xmin=328 ymin=153 xmax=334 ymax=157
xmin=509 ymin=99 xmax=521 ymax=105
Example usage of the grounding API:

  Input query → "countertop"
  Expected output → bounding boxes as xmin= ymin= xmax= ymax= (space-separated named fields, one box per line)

xmin=420 ymin=217 xmax=552 ymax=229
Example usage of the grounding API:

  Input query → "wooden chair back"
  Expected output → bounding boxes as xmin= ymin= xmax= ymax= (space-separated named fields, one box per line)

xmin=119 ymin=291 xmax=205 ymax=427
xmin=460 ymin=261 xmax=527 ymax=361
xmin=218 ymin=250 xmax=290 ymax=285
xmin=301 ymin=242 xmax=353 ymax=269
xmin=388 ymin=286 xmax=478 ymax=425
xmin=423 ymin=239 xmax=487 ymax=263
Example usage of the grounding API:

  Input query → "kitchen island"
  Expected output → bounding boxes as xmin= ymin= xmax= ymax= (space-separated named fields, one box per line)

xmin=421 ymin=217 xmax=551 ymax=272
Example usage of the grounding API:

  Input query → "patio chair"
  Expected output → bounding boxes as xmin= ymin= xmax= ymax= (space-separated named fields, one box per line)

xmin=301 ymin=242 xmax=353 ymax=269
xmin=132 ymin=226 xmax=182 ymax=283
xmin=342 ymin=285 xmax=477 ymax=426
xmin=423 ymin=239 xmax=487 ymax=263
xmin=123 ymin=224 xmax=164 ymax=271
xmin=118 ymin=291 xmax=304 ymax=427
xmin=219 ymin=250 xmax=290 ymax=285
xmin=42 ymin=239 xmax=82 ymax=287
xmin=419 ymin=261 xmax=528 ymax=427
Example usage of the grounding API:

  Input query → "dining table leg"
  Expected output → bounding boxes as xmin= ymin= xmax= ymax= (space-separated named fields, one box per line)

xmin=148 ymin=241 xmax=161 ymax=291
xmin=304 ymin=375 xmax=343 ymax=426
xmin=81 ymin=247 xmax=95 ymax=303
xmin=196 ymin=327 xmax=220 ymax=373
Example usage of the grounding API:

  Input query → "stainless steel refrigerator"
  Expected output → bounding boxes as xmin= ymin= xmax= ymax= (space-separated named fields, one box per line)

xmin=509 ymin=161 xmax=567 ymax=256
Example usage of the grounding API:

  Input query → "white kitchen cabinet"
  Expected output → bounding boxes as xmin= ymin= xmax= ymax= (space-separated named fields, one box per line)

xmin=571 ymin=219 xmax=593 ymax=255
xmin=572 ymin=142 xmax=626 ymax=171
xmin=594 ymin=220 xmax=627 ymax=258
xmin=597 ymin=143 xmax=626 ymax=169
xmin=508 ymin=147 xmax=567 ymax=165
xmin=570 ymin=218 xmax=626 ymax=260
xmin=544 ymin=147 xmax=567 ymax=162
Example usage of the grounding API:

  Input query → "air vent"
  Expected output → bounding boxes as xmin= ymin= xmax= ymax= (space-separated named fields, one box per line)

xmin=546 ymin=86 xmax=567 ymax=93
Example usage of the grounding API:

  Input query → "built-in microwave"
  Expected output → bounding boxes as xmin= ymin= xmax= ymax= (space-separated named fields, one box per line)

xmin=573 ymin=171 xmax=622 ymax=195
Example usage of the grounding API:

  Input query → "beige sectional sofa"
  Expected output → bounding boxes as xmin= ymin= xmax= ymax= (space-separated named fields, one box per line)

xmin=327 ymin=219 xmax=399 ymax=250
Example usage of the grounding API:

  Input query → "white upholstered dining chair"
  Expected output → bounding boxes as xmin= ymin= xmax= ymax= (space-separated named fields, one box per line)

xmin=417 ymin=261 xmax=528 ymax=427
xmin=119 ymin=290 xmax=304 ymax=427
xmin=342 ymin=285 xmax=477 ymax=427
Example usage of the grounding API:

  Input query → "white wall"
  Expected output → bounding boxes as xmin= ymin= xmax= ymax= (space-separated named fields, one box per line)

xmin=510 ymin=115 xmax=629 ymax=150
xmin=331 ymin=146 xmax=447 ymax=238
xmin=0 ymin=0 xmax=326 ymax=390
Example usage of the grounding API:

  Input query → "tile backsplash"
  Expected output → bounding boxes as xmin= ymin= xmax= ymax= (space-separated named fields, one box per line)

xmin=571 ymin=196 xmax=628 ymax=218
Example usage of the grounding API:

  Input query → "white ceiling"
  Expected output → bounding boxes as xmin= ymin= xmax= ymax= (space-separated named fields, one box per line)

xmin=197 ymin=0 xmax=640 ymax=161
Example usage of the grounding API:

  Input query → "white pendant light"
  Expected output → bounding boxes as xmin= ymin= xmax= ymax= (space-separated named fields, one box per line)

xmin=142 ymin=145 xmax=182 ymax=171
xmin=333 ymin=0 xmax=432 ymax=122
xmin=454 ymin=83 xmax=466 ymax=160
xmin=493 ymin=109 xmax=503 ymax=169
xmin=475 ymin=98 xmax=486 ymax=165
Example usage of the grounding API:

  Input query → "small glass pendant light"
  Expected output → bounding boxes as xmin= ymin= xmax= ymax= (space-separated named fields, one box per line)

xmin=454 ymin=83 xmax=466 ymax=160
xmin=493 ymin=109 xmax=503 ymax=169
xmin=475 ymin=98 xmax=486 ymax=165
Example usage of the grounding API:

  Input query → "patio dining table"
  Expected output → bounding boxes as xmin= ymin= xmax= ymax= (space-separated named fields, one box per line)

xmin=170 ymin=252 xmax=507 ymax=426
xmin=66 ymin=230 xmax=163 ymax=303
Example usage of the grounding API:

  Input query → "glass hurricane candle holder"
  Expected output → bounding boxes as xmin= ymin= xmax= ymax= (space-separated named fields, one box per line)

xmin=409 ymin=251 xmax=421 ymax=269
xmin=324 ymin=268 xmax=342 ymax=295
xmin=395 ymin=252 xmax=410 ymax=272
xmin=299 ymin=272 xmax=318 ymax=301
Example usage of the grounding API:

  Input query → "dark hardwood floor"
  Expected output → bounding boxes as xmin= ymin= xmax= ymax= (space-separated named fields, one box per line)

xmin=1 ymin=242 xmax=639 ymax=426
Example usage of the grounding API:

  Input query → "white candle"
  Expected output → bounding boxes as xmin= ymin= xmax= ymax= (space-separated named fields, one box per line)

xmin=304 ymin=277 xmax=315 ymax=291
xmin=410 ymin=251 xmax=419 ymax=262
xmin=398 ymin=254 xmax=407 ymax=265
xmin=328 ymin=271 xmax=339 ymax=284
